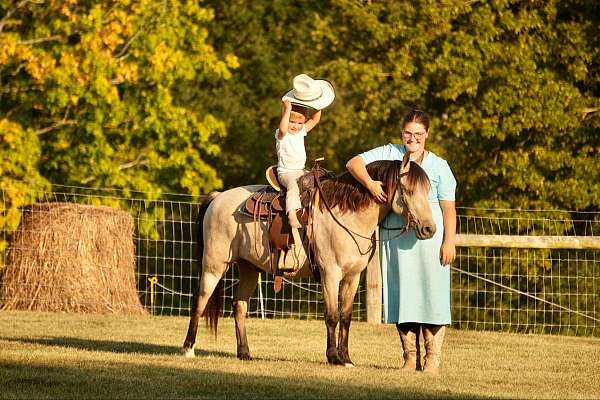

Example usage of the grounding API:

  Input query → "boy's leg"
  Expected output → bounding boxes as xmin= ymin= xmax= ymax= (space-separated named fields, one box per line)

xmin=277 ymin=171 xmax=306 ymax=270
xmin=278 ymin=171 xmax=303 ymax=228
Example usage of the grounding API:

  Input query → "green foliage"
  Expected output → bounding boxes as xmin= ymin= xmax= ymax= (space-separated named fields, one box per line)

xmin=0 ymin=120 xmax=49 ymax=258
xmin=1 ymin=1 xmax=598 ymax=254
xmin=1 ymin=0 xmax=235 ymax=249
xmin=3 ymin=0 xmax=597 ymax=209
xmin=202 ymin=0 xmax=598 ymax=212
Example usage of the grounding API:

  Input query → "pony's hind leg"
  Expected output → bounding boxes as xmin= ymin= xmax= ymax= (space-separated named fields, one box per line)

xmin=337 ymin=273 xmax=362 ymax=367
xmin=182 ymin=271 xmax=222 ymax=357
xmin=233 ymin=261 xmax=259 ymax=360
xmin=182 ymin=287 xmax=202 ymax=356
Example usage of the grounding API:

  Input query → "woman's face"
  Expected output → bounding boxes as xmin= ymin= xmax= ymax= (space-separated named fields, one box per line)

xmin=402 ymin=121 xmax=428 ymax=153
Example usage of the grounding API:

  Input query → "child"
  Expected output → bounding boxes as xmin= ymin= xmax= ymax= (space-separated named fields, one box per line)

xmin=276 ymin=74 xmax=335 ymax=228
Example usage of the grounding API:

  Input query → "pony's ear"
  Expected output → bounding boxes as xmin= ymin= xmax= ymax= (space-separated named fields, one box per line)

xmin=401 ymin=152 xmax=411 ymax=175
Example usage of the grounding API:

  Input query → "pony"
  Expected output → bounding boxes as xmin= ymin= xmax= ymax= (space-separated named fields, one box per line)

xmin=182 ymin=154 xmax=435 ymax=366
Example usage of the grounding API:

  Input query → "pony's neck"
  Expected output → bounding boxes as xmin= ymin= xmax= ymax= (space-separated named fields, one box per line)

xmin=376 ymin=201 xmax=393 ymax=225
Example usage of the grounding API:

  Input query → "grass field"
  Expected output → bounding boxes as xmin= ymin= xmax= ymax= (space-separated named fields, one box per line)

xmin=1 ymin=311 xmax=599 ymax=399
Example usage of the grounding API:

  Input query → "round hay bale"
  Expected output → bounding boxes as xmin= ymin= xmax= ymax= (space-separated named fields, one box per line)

xmin=0 ymin=202 xmax=146 ymax=314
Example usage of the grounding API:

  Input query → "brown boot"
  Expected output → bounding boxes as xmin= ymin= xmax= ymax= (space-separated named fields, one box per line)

xmin=396 ymin=323 xmax=420 ymax=371
xmin=422 ymin=325 xmax=446 ymax=375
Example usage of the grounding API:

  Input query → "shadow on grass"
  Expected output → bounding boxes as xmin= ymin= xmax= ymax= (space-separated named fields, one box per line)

xmin=1 ymin=336 xmax=233 ymax=358
xmin=0 ymin=360 xmax=487 ymax=400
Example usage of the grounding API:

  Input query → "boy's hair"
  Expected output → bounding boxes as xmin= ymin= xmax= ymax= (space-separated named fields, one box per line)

xmin=291 ymin=104 xmax=313 ymax=119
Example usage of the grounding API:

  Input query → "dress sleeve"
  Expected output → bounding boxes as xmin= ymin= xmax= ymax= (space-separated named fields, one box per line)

xmin=359 ymin=144 xmax=393 ymax=164
xmin=437 ymin=160 xmax=457 ymax=201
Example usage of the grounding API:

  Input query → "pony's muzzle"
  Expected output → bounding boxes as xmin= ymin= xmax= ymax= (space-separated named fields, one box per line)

xmin=416 ymin=223 xmax=436 ymax=240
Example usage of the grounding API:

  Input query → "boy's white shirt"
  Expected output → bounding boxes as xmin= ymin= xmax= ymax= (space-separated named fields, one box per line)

xmin=275 ymin=126 xmax=307 ymax=173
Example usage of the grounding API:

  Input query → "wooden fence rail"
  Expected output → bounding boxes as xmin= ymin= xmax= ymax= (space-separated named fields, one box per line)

xmin=365 ymin=234 xmax=600 ymax=324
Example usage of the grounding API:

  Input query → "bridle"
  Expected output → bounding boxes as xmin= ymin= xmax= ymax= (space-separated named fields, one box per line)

xmin=382 ymin=151 xmax=426 ymax=234
xmin=381 ymin=177 xmax=419 ymax=233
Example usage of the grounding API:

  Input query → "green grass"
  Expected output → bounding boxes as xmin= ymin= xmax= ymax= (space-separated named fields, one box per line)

xmin=1 ymin=311 xmax=599 ymax=399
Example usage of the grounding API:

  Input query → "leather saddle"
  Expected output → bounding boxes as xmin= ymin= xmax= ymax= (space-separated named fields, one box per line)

xmin=241 ymin=159 xmax=334 ymax=277
xmin=242 ymin=175 xmax=311 ymax=250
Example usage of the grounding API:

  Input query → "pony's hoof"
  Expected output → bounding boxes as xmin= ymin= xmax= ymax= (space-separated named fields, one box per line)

xmin=237 ymin=353 xmax=252 ymax=361
xmin=344 ymin=362 xmax=355 ymax=368
xmin=182 ymin=347 xmax=195 ymax=358
xmin=327 ymin=356 xmax=345 ymax=366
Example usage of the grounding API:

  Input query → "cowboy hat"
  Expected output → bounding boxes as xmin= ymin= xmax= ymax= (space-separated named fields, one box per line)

xmin=281 ymin=74 xmax=335 ymax=111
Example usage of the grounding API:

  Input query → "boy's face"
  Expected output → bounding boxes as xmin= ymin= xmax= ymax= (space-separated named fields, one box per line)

xmin=288 ymin=111 xmax=306 ymax=133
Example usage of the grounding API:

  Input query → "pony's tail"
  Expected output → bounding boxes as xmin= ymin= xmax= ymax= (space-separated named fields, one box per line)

xmin=195 ymin=191 xmax=223 ymax=338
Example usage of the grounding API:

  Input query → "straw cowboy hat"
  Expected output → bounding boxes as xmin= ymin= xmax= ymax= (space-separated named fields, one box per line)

xmin=281 ymin=74 xmax=335 ymax=110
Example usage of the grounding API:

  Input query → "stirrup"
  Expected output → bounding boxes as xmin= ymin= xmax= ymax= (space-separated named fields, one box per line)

xmin=273 ymin=276 xmax=283 ymax=293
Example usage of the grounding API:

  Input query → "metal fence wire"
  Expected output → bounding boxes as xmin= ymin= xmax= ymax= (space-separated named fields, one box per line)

xmin=1 ymin=185 xmax=598 ymax=336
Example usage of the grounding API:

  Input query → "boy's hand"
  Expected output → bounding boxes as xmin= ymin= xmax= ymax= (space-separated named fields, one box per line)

xmin=282 ymin=99 xmax=292 ymax=111
xmin=305 ymin=108 xmax=321 ymax=133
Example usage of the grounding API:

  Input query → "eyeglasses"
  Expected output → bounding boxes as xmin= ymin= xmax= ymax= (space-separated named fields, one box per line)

xmin=402 ymin=130 xmax=427 ymax=139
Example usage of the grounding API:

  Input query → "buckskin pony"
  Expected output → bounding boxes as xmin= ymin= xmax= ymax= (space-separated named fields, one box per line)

xmin=182 ymin=154 xmax=435 ymax=366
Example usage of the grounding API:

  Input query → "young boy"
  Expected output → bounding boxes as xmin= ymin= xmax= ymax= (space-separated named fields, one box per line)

xmin=276 ymin=74 xmax=335 ymax=228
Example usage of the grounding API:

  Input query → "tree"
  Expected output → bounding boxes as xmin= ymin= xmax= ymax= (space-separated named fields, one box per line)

xmin=0 ymin=0 xmax=237 ymax=254
xmin=305 ymin=0 xmax=600 ymax=211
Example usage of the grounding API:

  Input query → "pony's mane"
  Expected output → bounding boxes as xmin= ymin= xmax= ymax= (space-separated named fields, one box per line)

xmin=319 ymin=160 xmax=430 ymax=213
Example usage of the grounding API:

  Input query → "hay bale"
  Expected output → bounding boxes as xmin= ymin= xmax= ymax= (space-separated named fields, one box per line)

xmin=0 ymin=202 xmax=146 ymax=314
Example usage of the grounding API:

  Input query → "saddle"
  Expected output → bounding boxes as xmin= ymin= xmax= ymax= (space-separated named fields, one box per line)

xmin=241 ymin=159 xmax=334 ymax=282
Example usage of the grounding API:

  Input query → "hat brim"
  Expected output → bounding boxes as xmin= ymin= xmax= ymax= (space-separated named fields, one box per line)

xmin=281 ymin=80 xmax=335 ymax=111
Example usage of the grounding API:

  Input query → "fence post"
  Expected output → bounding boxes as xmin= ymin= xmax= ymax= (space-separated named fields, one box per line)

xmin=366 ymin=229 xmax=382 ymax=324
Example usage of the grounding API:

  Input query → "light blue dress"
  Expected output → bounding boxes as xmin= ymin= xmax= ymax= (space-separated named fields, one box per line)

xmin=360 ymin=143 xmax=457 ymax=324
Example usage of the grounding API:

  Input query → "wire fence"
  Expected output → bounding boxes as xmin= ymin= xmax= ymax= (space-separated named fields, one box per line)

xmin=453 ymin=209 xmax=599 ymax=336
xmin=1 ymin=184 xmax=599 ymax=336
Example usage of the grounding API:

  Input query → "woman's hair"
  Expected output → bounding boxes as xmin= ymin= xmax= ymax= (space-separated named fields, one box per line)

xmin=402 ymin=109 xmax=430 ymax=131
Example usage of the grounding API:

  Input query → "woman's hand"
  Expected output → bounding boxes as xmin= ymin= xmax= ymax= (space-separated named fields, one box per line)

xmin=367 ymin=180 xmax=387 ymax=203
xmin=346 ymin=156 xmax=387 ymax=202
xmin=440 ymin=240 xmax=456 ymax=265
xmin=439 ymin=200 xmax=456 ymax=266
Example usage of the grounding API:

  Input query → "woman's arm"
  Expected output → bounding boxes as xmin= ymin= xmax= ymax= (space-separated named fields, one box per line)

xmin=278 ymin=100 xmax=292 ymax=139
xmin=346 ymin=155 xmax=387 ymax=202
xmin=439 ymin=200 xmax=456 ymax=265
xmin=305 ymin=110 xmax=321 ymax=132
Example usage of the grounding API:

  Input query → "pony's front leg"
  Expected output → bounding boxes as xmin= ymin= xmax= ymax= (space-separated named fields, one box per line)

xmin=234 ymin=261 xmax=259 ymax=360
xmin=337 ymin=273 xmax=362 ymax=366
xmin=321 ymin=270 xmax=344 ymax=365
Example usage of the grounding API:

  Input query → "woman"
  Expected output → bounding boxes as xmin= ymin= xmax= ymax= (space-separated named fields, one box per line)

xmin=346 ymin=109 xmax=457 ymax=374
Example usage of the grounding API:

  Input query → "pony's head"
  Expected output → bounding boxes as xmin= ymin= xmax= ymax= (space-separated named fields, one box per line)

xmin=320 ymin=157 xmax=436 ymax=240
xmin=390 ymin=153 xmax=436 ymax=240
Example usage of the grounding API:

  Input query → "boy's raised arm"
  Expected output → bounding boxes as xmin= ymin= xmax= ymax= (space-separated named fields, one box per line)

xmin=305 ymin=110 xmax=321 ymax=133
xmin=278 ymin=100 xmax=292 ymax=139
